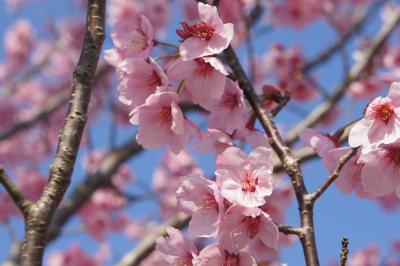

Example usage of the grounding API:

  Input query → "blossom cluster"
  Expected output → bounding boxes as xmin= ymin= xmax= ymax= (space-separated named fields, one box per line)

xmin=301 ymin=82 xmax=400 ymax=203
xmin=154 ymin=146 xmax=286 ymax=265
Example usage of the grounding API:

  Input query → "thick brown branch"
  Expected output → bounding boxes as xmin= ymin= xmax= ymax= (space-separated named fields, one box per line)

xmin=19 ymin=1 xmax=106 ymax=265
xmin=310 ymin=148 xmax=358 ymax=202
xmin=0 ymin=168 xmax=32 ymax=218
xmin=46 ymin=138 xmax=142 ymax=242
xmin=117 ymin=213 xmax=189 ymax=266
xmin=285 ymin=7 xmax=400 ymax=146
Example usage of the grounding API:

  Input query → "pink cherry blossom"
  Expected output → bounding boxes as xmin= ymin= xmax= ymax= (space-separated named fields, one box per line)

xmin=359 ymin=141 xmax=400 ymax=198
xmin=193 ymin=244 xmax=257 ymax=266
xmin=167 ymin=56 xmax=227 ymax=108
xmin=193 ymin=128 xmax=233 ymax=154
xmin=176 ymin=2 xmax=234 ymax=60
xmin=216 ymin=146 xmax=274 ymax=207
xmin=349 ymin=82 xmax=400 ymax=148
xmin=130 ymin=92 xmax=197 ymax=154
xmin=176 ymin=174 xmax=223 ymax=237
xmin=153 ymin=149 xmax=203 ymax=218
xmin=218 ymin=205 xmax=279 ymax=254
xmin=156 ymin=226 xmax=198 ymax=265
xmin=104 ymin=15 xmax=154 ymax=66
xmin=208 ymin=79 xmax=249 ymax=134
xmin=300 ymin=128 xmax=339 ymax=157
xmin=117 ymin=58 xmax=169 ymax=108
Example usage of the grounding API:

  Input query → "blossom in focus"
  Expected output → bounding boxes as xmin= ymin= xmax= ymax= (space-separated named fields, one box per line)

xmin=176 ymin=174 xmax=223 ymax=237
xmin=130 ymin=92 xmax=197 ymax=154
xmin=217 ymin=205 xmax=279 ymax=254
xmin=208 ymin=79 xmax=249 ymax=134
xmin=176 ymin=2 xmax=234 ymax=60
xmin=359 ymin=141 xmax=400 ymax=198
xmin=104 ymin=15 xmax=154 ymax=66
xmin=117 ymin=58 xmax=169 ymax=108
xmin=349 ymin=82 xmax=400 ymax=148
xmin=193 ymin=243 xmax=257 ymax=266
xmin=167 ymin=56 xmax=228 ymax=108
xmin=156 ymin=227 xmax=198 ymax=265
xmin=216 ymin=146 xmax=274 ymax=208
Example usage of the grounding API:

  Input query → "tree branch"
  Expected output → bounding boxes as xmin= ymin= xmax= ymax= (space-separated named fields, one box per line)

xmin=285 ymin=6 xmax=400 ymax=146
xmin=19 ymin=1 xmax=106 ymax=265
xmin=0 ymin=168 xmax=32 ymax=218
xmin=223 ymin=44 xmax=319 ymax=265
xmin=340 ymin=237 xmax=349 ymax=266
xmin=117 ymin=213 xmax=189 ymax=266
xmin=310 ymin=148 xmax=358 ymax=202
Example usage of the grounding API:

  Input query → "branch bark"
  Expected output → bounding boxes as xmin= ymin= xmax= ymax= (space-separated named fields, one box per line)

xmin=223 ymin=44 xmax=319 ymax=265
xmin=19 ymin=1 xmax=106 ymax=265
xmin=0 ymin=168 xmax=32 ymax=218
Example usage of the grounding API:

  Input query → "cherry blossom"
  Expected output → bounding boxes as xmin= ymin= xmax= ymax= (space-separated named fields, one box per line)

xmin=218 ymin=205 xmax=279 ymax=254
xmin=117 ymin=58 xmax=169 ymax=108
xmin=208 ymin=79 xmax=249 ymax=134
xmin=216 ymin=146 xmax=274 ymax=208
xmin=193 ymin=244 xmax=257 ymax=266
xmin=176 ymin=174 xmax=223 ymax=237
xmin=167 ymin=56 xmax=228 ymax=108
xmin=359 ymin=141 xmax=400 ymax=198
xmin=349 ymin=82 xmax=400 ymax=148
xmin=176 ymin=2 xmax=234 ymax=60
xmin=156 ymin=227 xmax=198 ymax=265
xmin=130 ymin=92 xmax=197 ymax=154
xmin=104 ymin=15 xmax=154 ymax=66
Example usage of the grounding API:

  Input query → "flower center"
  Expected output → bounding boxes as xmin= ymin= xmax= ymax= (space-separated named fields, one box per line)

xmin=160 ymin=106 xmax=172 ymax=123
xmin=177 ymin=22 xmax=215 ymax=41
xmin=241 ymin=172 xmax=258 ymax=193
xmin=242 ymin=216 xmax=260 ymax=239
xmin=201 ymin=193 xmax=218 ymax=209
xmin=373 ymin=102 xmax=394 ymax=123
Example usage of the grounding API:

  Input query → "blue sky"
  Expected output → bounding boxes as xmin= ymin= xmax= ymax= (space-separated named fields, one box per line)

xmin=0 ymin=1 xmax=400 ymax=265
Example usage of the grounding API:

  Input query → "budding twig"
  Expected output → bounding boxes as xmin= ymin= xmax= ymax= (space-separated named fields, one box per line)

xmin=340 ymin=237 xmax=349 ymax=266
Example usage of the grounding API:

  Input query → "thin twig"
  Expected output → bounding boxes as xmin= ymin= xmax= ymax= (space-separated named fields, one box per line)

xmin=303 ymin=0 xmax=384 ymax=73
xmin=310 ymin=148 xmax=358 ymax=202
xmin=0 ymin=168 xmax=31 ymax=218
xmin=340 ymin=237 xmax=349 ymax=266
xmin=117 ymin=213 xmax=190 ymax=266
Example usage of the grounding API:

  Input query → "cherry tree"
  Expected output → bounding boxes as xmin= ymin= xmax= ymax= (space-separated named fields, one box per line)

xmin=1 ymin=0 xmax=400 ymax=265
